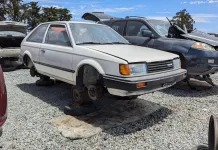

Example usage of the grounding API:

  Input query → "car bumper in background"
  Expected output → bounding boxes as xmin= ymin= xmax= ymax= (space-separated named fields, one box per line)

xmin=0 ymin=48 xmax=21 ymax=58
xmin=103 ymin=69 xmax=187 ymax=97
xmin=185 ymin=48 xmax=218 ymax=75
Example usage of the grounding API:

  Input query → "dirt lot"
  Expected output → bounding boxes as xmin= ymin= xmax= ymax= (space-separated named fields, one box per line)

xmin=1 ymin=69 xmax=218 ymax=150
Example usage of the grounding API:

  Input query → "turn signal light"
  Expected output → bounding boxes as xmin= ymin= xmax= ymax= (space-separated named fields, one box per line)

xmin=136 ymin=82 xmax=146 ymax=88
xmin=119 ymin=64 xmax=130 ymax=75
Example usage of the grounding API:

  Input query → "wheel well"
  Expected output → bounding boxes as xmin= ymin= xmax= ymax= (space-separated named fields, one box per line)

xmin=76 ymin=65 xmax=103 ymax=89
xmin=23 ymin=55 xmax=33 ymax=68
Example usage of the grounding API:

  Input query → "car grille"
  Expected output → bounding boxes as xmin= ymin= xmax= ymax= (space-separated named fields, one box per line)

xmin=147 ymin=60 xmax=174 ymax=73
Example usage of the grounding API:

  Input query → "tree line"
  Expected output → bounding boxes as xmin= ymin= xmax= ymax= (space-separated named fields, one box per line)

xmin=0 ymin=0 xmax=72 ymax=30
xmin=0 ymin=1 xmax=195 ymax=31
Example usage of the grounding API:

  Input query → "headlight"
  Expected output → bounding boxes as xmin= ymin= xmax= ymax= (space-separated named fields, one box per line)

xmin=119 ymin=64 xmax=147 ymax=75
xmin=191 ymin=42 xmax=215 ymax=51
xmin=129 ymin=64 xmax=147 ymax=75
xmin=173 ymin=58 xmax=181 ymax=69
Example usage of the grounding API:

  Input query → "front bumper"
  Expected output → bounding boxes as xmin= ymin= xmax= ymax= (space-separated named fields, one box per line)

xmin=0 ymin=48 xmax=20 ymax=58
xmin=185 ymin=48 xmax=218 ymax=75
xmin=103 ymin=69 xmax=187 ymax=97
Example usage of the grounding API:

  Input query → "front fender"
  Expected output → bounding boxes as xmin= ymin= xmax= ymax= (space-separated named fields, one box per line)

xmin=154 ymin=38 xmax=195 ymax=54
xmin=75 ymin=59 xmax=105 ymax=76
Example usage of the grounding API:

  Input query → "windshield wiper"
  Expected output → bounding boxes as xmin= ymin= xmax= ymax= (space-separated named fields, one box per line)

xmin=77 ymin=42 xmax=103 ymax=45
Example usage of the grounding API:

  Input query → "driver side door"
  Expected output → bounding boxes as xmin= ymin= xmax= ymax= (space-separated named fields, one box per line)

xmin=124 ymin=21 xmax=154 ymax=47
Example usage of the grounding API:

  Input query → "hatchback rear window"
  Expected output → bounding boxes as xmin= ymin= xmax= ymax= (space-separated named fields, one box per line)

xmin=27 ymin=24 xmax=49 ymax=43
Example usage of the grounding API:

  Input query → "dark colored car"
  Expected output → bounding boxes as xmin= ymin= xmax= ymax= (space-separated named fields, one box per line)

xmin=209 ymin=33 xmax=218 ymax=38
xmin=0 ymin=65 xmax=7 ymax=136
xmin=82 ymin=12 xmax=218 ymax=87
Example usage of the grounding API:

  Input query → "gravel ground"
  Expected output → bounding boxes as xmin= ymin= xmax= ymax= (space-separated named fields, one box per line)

xmin=1 ymin=69 xmax=218 ymax=150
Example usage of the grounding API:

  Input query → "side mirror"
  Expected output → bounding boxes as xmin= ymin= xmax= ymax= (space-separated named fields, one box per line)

xmin=141 ymin=30 xmax=153 ymax=38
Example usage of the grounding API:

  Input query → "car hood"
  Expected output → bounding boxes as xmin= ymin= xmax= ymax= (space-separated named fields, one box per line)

xmin=181 ymin=30 xmax=218 ymax=47
xmin=0 ymin=21 xmax=27 ymax=34
xmin=82 ymin=44 xmax=179 ymax=63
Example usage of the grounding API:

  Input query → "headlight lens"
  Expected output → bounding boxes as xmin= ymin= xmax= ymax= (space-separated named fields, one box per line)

xmin=129 ymin=64 xmax=147 ymax=75
xmin=173 ymin=58 xmax=181 ymax=69
xmin=191 ymin=42 xmax=215 ymax=51
xmin=119 ymin=64 xmax=147 ymax=75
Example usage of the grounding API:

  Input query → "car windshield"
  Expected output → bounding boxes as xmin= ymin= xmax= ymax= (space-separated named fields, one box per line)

xmin=0 ymin=31 xmax=26 ymax=37
xmin=147 ymin=20 xmax=170 ymax=36
xmin=70 ymin=23 xmax=129 ymax=45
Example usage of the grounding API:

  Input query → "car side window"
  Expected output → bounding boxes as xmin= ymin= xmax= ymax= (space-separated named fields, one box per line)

xmin=27 ymin=24 xmax=48 ymax=43
xmin=111 ymin=21 xmax=126 ymax=35
xmin=45 ymin=25 xmax=71 ymax=47
xmin=126 ymin=21 xmax=149 ymax=37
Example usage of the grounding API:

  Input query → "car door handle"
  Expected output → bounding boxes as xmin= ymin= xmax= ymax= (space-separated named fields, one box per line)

xmin=41 ymin=50 xmax=45 ymax=53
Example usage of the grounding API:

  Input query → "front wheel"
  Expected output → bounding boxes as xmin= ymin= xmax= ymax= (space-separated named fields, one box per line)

xmin=72 ymin=87 xmax=92 ymax=105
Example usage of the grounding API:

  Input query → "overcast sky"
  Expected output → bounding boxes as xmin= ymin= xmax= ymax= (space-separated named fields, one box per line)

xmin=24 ymin=0 xmax=218 ymax=32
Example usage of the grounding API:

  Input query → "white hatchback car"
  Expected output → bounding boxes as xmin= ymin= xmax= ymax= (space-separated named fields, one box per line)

xmin=20 ymin=21 xmax=186 ymax=104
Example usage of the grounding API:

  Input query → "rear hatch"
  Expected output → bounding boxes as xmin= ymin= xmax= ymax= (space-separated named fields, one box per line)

xmin=82 ymin=12 xmax=119 ymax=22
xmin=0 ymin=21 xmax=27 ymax=49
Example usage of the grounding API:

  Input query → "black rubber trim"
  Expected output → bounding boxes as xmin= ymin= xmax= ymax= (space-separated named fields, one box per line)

xmin=33 ymin=61 xmax=75 ymax=73
xmin=103 ymin=73 xmax=185 ymax=91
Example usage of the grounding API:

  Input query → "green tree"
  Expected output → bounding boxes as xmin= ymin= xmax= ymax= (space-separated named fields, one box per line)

xmin=56 ymin=8 xmax=72 ymax=21
xmin=25 ymin=2 xmax=41 ymax=30
xmin=0 ymin=0 xmax=7 ymax=21
xmin=4 ymin=0 xmax=28 ymax=22
xmin=171 ymin=9 xmax=195 ymax=30
xmin=41 ymin=6 xmax=72 ymax=22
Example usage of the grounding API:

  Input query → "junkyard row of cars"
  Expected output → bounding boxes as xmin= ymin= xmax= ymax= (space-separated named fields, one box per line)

xmin=1 ymin=12 xmax=218 ymax=139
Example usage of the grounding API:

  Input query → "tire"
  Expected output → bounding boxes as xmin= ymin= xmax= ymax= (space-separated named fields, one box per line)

xmin=72 ymin=87 xmax=92 ymax=105
xmin=35 ymin=79 xmax=54 ymax=86
xmin=40 ymin=75 xmax=50 ymax=81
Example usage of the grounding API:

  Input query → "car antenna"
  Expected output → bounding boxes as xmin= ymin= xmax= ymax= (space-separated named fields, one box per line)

xmin=166 ymin=17 xmax=173 ymax=26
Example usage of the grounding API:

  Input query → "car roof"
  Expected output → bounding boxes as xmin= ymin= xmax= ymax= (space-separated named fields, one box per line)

xmin=40 ymin=21 xmax=98 ymax=25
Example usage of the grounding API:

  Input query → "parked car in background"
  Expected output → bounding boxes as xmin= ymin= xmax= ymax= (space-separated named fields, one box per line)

xmin=208 ymin=33 xmax=218 ymax=38
xmin=0 ymin=21 xmax=27 ymax=67
xmin=20 ymin=21 xmax=186 ymax=105
xmin=0 ymin=65 xmax=7 ymax=136
xmin=82 ymin=12 xmax=218 ymax=88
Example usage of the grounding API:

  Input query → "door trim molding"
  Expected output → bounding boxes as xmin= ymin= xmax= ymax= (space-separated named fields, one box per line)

xmin=33 ymin=61 xmax=75 ymax=73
